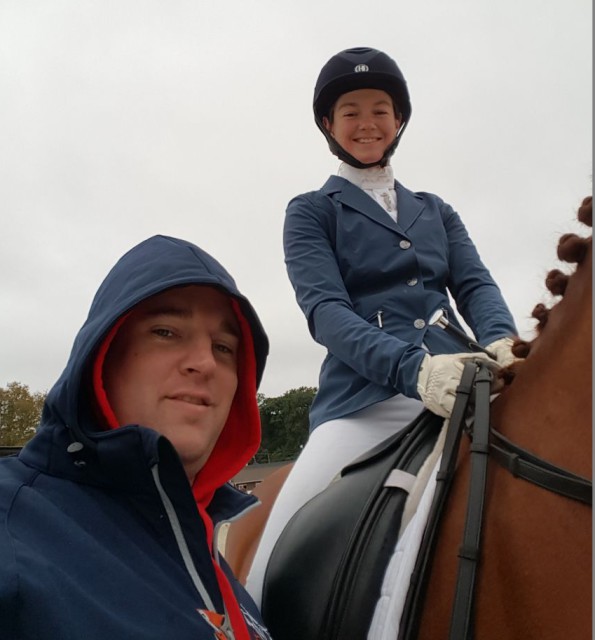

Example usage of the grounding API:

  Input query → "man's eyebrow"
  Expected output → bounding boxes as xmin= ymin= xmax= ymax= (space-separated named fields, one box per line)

xmin=220 ymin=319 xmax=241 ymax=338
xmin=144 ymin=305 xmax=191 ymax=319
xmin=143 ymin=306 xmax=240 ymax=337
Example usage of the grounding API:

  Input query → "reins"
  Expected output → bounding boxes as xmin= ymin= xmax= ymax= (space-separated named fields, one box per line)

xmin=489 ymin=428 xmax=592 ymax=505
xmin=399 ymin=361 xmax=479 ymax=640
xmin=400 ymin=360 xmax=593 ymax=640
xmin=448 ymin=362 xmax=492 ymax=640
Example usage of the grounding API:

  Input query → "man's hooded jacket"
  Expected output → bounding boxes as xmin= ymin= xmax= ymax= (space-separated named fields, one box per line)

xmin=0 ymin=236 xmax=271 ymax=640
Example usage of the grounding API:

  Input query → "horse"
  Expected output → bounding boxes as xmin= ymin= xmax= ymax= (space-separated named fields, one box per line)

xmin=225 ymin=462 xmax=294 ymax=584
xmin=225 ymin=196 xmax=592 ymax=639
xmin=417 ymin=195 xmax=592 ymax=638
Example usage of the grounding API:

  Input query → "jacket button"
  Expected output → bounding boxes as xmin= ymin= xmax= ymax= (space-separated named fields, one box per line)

xmin=414 ymin=319 xmax=426 ymax=329
xmin=407 ymin=277 xmax=418 ymax=287
xmin=399 ymin=240 xmax=411 ymax=249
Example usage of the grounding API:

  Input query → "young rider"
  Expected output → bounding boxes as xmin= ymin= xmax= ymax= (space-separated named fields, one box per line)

xmin=246 ymin=46 xmax=517 ymax=608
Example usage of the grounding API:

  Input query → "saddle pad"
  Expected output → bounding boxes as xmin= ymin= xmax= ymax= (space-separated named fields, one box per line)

xmin=368 ymin=454 xmax=442 ymax=639
xmin=262 ymin=410 xmax=444 ymax=640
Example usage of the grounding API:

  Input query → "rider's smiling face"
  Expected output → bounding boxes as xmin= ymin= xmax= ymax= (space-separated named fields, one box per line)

xmin=323 ymin=88 xmax=401 ymax=165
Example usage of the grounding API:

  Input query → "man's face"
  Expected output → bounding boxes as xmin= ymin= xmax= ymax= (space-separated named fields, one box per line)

xmin=103 ymin=285 xmax=239 ymax=482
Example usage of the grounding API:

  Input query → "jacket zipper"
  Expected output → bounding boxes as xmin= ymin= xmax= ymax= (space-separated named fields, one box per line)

xmin=151 ymin=465 xmax=235 ymax=640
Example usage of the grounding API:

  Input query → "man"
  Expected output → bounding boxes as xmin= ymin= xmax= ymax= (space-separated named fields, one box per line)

xmin=0 ymin=235 xmax=272 ymax=640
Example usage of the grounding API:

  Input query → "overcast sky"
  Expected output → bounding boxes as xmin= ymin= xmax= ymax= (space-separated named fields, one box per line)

xmin=0 ymin=0 xmax=591 ymax=399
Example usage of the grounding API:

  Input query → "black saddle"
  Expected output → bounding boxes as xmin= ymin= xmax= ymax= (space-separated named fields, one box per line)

xmin=261 ymin=409 xmax=444 ymax=640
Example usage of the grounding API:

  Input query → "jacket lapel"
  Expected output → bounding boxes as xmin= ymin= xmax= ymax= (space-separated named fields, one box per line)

xmin=394 ymin=181 xmax=426 ymax=232
xmin=321 ymin=176 xmax=426 ymax=235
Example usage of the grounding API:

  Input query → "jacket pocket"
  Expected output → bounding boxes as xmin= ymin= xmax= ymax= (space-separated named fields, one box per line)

xmin=365 ymin=309 xmax=385 ymax=329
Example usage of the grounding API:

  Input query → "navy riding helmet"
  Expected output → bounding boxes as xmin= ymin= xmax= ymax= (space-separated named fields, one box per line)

xmin=313 ymin=47 xmax=412 ymax=169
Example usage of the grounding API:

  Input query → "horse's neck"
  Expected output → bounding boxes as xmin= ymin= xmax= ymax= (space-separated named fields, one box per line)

xmin=491 ymin=242 xmax=592 ymax=478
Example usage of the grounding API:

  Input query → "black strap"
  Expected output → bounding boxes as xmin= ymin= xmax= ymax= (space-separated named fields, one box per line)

xmin=489 ymin=429 xmax=592 ymax=505
xmin=438 ymin=364 xmax=477 ymax=486
xmin=398 ymin=362 xmax=477 ymax=640
xmin=448 ymin=363 xmax=492 ymax=640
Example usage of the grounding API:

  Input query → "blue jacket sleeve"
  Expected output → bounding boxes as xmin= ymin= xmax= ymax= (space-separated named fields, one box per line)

xmin=438 ymin=201 xmax=517 ymax=344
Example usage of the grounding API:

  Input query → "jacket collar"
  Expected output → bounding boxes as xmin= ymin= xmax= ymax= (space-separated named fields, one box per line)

xmin=321 ymin=175 xmax=426 ymax=234
xmin=19 ymin=419 xmax=257 ymax=524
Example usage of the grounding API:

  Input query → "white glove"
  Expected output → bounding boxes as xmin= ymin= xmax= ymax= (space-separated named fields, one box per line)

xmin=416 ymin=352 xmax=502 ymax=418
xmin=485 ymin=337 xmax=518 ymax=367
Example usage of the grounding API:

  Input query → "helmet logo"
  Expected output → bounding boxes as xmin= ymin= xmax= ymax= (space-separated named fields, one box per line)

xmin=354 ymin=64 xmax=369 ymax=72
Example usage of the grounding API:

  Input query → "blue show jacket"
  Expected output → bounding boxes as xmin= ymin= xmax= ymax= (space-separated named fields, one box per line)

xmin=0 ymin=236 xmax=271 ymax=640
xmin=284 ymin=176 xmax=517 ymax=430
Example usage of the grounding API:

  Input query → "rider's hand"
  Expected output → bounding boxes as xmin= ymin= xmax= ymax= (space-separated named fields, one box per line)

xmin=416 ymin=352 xmax=502 ymax=418
xmin=485 ymin=336 xmax=518 ymax=367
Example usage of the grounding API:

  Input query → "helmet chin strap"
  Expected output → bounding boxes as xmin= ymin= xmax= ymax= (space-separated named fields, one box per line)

xmin=330 ymin=140 xmax=387 ymax=169
xmin=327 ymin=121 xmax=409 ymax=169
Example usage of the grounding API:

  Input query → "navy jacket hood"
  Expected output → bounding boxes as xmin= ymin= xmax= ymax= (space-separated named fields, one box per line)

xmin=45 ymin=235 xmax=268 ymax=438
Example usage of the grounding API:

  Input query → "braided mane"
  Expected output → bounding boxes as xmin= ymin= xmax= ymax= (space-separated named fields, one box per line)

xmin=501 ymin=195 xmax=592 ymax=382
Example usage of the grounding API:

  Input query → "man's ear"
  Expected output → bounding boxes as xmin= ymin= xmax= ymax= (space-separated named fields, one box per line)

xmin=322 ymin=116 xmax=334 ymax=136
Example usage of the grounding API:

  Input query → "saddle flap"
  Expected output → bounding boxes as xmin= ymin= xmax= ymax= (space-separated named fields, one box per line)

xmin=262 ymin=410 xmax=444 ymax=640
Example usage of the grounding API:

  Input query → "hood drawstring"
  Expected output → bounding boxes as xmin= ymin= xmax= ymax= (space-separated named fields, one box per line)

xmin=198 ymin=502 xmax=251 ymax=640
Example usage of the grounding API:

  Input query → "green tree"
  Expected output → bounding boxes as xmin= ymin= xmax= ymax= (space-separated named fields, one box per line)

xmin=0 ymin=382 xmax=46 ymax=446
xmin=256 ymin=386 xmax=316 ymax=462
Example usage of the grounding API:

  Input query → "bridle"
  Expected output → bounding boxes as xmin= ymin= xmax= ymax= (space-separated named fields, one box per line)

xmin=490 ymin=427 xmax=592 ymax=505
xmin=400 ymin=361 xmax=592 ymax=640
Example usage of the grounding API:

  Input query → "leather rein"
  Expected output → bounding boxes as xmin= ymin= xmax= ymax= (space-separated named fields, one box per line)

xmin=400 ymin=361 xmax=593 ymax=640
